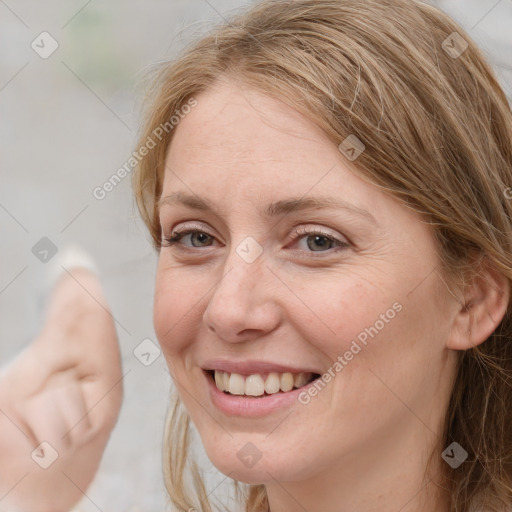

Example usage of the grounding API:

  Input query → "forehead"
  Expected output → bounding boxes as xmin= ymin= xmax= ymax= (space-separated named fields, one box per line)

xmin=161 ymin=78 xmax=392 ymax=226
xmin=165 ymin=78 xmax=330 ymax=169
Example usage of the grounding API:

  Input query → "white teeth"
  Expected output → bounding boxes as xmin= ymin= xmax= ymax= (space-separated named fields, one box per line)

xmin=294 ymin=373 xmax=308 ymax=388
xmin=265 ymin=372 xmax=281 ymax=394
xmin=213 ymin=370 xmax=313 ymax=396
xmin=228 ymin=373 xmax=245 ymax=395
xmin=280 ymin=372 xmax=294 ymax=392
xmin=245 ymin=374 xmax=265 ymax=396
xmin=222 ymin=371 xmax=230 ymax=391
xmin=215 ymin=371 xmax=224 ymax=391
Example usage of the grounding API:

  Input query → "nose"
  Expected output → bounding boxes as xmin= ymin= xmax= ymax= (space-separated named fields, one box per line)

xmin=202 ymin=250 xmax=281 ymax=343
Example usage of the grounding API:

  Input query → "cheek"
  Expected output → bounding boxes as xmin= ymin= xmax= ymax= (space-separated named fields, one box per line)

xmin=292 ymin=272 xmax=400 ymax=358
xmin=314 ymin=273 xmax=451 ymax=423
xmin=153 ymin=266 xmax=204 ymax=359
xmin=296 ymin=267 xmax=446 ymax=408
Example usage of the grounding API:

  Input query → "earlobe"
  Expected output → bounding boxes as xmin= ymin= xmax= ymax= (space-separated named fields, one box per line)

xmin=447 ymin=261 xmax=510 ymax=351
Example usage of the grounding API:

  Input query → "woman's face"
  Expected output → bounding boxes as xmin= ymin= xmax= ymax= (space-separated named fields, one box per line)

xmin=153 ymin=77 xmax=460 ymax=485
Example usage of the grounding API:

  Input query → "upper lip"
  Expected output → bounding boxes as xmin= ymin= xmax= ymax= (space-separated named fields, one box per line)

xmin=202 ymin=359 xmax=321 ymax=376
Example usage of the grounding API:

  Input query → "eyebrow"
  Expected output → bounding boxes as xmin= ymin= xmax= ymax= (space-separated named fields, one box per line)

xmin=159 ymin=191 xmax=378 ymax=225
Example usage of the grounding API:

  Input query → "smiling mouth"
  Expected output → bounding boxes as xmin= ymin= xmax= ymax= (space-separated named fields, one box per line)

xmin=206 ymin=370 xmax=320 ymax=397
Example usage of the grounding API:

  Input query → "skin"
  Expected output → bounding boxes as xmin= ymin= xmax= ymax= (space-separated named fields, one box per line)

xmin=153 ymin=76 xmax=509 ymax=512
xmin=0 ymin=269 xmax=122 ymax=512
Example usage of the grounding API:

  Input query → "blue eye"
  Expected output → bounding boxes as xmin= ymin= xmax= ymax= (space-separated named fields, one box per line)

xmin=162 ymin=226 xmax=349 ymax=256
xmin=163 ymin=229 xmax=214 ymax=248
xmin=292 ymin=228 xmax=347 ymax=252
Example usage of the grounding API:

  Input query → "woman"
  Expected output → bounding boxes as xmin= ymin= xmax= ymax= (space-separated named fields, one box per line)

xmin=134 ymin=0 xmax=512 ymax=512
xmin=133 ymin=0 xmax=512 ymax=511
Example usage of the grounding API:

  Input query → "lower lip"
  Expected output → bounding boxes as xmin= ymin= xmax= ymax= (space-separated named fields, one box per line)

xmin=205 ymin=371 xmax=309 ymax=417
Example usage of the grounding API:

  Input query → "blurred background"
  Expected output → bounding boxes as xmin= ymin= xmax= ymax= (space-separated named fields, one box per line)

xmin=0 ymin=1 xmax=510 ymax=511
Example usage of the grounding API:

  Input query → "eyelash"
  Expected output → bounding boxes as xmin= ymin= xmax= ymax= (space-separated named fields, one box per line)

xmin=161 ymin=225 xmax=350 ymax=257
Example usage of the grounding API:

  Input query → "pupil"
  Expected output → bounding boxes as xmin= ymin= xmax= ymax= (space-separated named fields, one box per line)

xmin=309 ymin=235 xmax=329 ymax=251
xmin=194 ymin=233 xmax=209 ymax=245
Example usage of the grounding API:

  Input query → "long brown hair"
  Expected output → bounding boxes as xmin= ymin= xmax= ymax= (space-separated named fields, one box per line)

xmin=132 ymin=1 xmax=512 ymax=510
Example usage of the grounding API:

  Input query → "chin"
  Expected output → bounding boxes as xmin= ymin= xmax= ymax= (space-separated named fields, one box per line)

xmin=200 ymin=431 xmax=319 ymax=485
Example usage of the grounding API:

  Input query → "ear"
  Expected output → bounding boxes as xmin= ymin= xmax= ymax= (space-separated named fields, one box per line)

xmin=447 ymin=258 xmax=510 ymax=350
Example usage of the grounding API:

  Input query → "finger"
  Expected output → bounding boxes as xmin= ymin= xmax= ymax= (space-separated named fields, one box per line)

xmin=15 ymin=385 xmax=81 ymax=454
